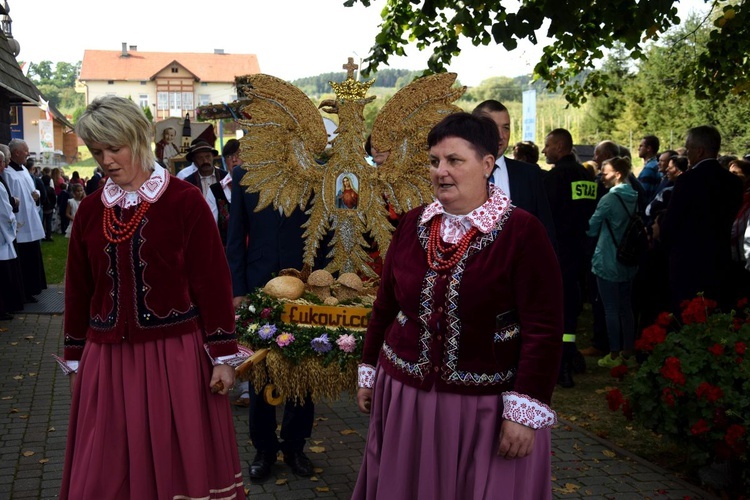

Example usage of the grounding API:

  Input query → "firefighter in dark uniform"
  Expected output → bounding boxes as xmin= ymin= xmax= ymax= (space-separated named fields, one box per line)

xmin=542 ymin=128 xmax=598 ymax=388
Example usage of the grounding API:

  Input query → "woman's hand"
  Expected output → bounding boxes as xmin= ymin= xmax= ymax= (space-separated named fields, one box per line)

xmin=210 ymin=365 xmax=235 ymax=396
xmin=497 ymin=420 xmax=535 ymax=459
xmin=69 ymin=373 xmax=76 ymax=396
xmin=357 ymin=388 xmax=373 ymax=414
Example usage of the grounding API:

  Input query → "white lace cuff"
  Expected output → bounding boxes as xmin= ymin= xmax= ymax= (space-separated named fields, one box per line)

xmin=358 ymin=363 xmax=376 ymax=389
xmin=203 ymin=344 xmax=253 ymax=367
xmin=502 ymin=391 xmax=557 ymax=429
xmin=52 ymin=354 xmax=78 ymax=375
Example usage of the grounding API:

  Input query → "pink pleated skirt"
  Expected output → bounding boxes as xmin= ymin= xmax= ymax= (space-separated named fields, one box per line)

xmin=353 ymin=367 xmax=552 ymax=500
xmin=59 ymin=330 xmax=245 ymax=500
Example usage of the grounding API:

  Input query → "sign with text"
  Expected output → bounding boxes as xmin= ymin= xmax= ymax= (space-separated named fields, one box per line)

xmin=282 ymin=303 xmax=371 ymax=330
xmin=522 ymin=90 xmax=537 ymax=143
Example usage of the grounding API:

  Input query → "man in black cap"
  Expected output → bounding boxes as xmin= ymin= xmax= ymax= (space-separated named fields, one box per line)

xmin=182 ymin=140 xmax=227 ymax=199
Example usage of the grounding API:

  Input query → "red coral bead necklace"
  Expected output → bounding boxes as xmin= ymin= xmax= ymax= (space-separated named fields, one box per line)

xmin=103 ymin=202 xmax=151 ymax=244
xmin=426 ymin=215 xmax=479 ymax=271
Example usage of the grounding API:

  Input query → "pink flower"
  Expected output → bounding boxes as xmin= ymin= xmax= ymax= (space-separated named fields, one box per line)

xmin=260 ymin=307 xmax=272 ymax=319
xmin=336 ymin=334 xmax=357 ymax=353
xmin=275 ymin=332 xmax=295 ymax=347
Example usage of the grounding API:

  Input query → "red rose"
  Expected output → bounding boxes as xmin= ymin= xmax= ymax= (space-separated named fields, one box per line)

xmin=708 ymin=343 xmax=724 ymax=356
xmin=690 ymin=418 xmax=710 ymax=436
xmin=260 ymin=307 xmax=272 ymax=319
xmin=725 ymin=424 xmax=747 ymax=455
xmin=661 ymin=387 xmax=676 ymax=407
xmin=606 ymin=388 xmax=624 ymax=411
xmin=695 ymin=382 xmax=723 ymax=403
xmin=610 ymin=364 xmax=628 ymax=380
xmin=737 ymin=297 xmax=748 ymax=308
xmin=656 ymin=312 xmax=672 ymax=327
xmin=681 ymin=297 xmax=717 ymax=324
xmin=735 ymin=342 xmax=747 ymax=355
xmin=636 ymin=325 xmax=668 ymax=352
xmin=660 ymin=357 xmax=686 ymax=386
xmin=733 ymin=318 xmax=742 ymax=331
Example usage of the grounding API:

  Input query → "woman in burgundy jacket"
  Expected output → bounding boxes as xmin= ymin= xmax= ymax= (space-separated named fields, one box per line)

xmin=59 ymin=96 xmax=244 ymax=499
xmin=353 ymin=113 xmax=563 ymax=499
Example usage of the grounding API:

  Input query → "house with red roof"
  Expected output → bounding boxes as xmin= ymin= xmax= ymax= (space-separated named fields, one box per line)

xmin=79 ymin=44 xmax=260 ymax=122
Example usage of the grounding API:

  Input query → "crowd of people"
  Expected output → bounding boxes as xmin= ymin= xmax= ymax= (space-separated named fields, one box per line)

xmin=35 ymin=92 xmax=748 ymax=498
xmin=0 ymin=140 xmax=108 ymax=320
xmin=502 ymin=124 xmax=747 ymax=382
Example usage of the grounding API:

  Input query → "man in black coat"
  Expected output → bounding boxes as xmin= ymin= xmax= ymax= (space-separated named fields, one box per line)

xmin=659 ymin=125 xmax=743 ymax=311
xmin=472 ymin=100 xmax=557 ymax=247
xmin=226 ymin=164 xmax=318 ymax=483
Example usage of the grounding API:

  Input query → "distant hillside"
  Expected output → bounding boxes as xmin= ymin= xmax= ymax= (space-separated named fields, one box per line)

xmin=292 ymin=69 xmax=424 ymax=95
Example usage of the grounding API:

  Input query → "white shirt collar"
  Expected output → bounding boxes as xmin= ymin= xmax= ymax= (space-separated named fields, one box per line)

xmin=101 ymin=163 xmax=170 ymax=208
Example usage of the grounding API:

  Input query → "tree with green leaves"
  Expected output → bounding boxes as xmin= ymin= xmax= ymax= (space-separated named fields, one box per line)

xmin=27 ymin=60 xmax=84 ymax=119
xmin=580 ymin=12 xmax=750 ymax=154
xmin=344 ymin=0 xmax=747 ymax=105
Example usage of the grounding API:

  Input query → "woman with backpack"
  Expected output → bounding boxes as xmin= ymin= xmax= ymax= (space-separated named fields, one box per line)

xmin=587 ymin=156 xmax=640 ymax=368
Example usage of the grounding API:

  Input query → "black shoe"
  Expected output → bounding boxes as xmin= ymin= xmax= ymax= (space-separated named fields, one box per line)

xmin=42 ymin=237 xmax=53 ymax=242
xmin=571 ymin=350 xmax=586 ymax=374
xmin=284 ymin=450 xmax=313 ymax=476
xmin=0 ymin=313 xmax=13 ymax=320
xmin=557 ymin=359 xmax=575 ymax=388
xmin=24 ymin=296 xmax=38 ymax=304
xmin=248 ymin=450 xmax=276 ymax=482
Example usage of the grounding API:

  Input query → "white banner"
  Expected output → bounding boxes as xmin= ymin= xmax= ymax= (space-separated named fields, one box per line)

xmin=39 ymin=119 xmax=54 ymax=152
xmin=522 ymin=90 xmax=537 ymax=143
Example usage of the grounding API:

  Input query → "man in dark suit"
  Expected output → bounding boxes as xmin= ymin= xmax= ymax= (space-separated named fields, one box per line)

xmin=84 ymin=167 xmax=103 ymax=195
xmin=226 ymin=164 xmax=316 ymax=483
xmin=659 ymin=125 xmax=743 ymax=311
xmin=472 ymin=100 xmax=556 ymax=246
xmin=183 ymin=141 xmax=227 ymax=199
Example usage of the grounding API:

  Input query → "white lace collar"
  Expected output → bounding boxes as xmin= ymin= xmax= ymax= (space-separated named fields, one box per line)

xmin=101 ymin=163 xmax=170 ymax=209
xmin=420 ymin=184 xmax=512 ymax=234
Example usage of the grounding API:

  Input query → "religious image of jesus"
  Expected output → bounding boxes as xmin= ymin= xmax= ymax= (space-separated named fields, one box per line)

xmin=336 ymin=174 xmax=359 ymax=210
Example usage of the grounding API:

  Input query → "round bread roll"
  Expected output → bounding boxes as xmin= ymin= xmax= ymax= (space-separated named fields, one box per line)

xmin=263 ymin=276 xmax=305 ymax=300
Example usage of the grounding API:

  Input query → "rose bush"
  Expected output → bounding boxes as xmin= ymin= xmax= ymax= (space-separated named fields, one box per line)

xmin=606 ymin=296 xmax=750 ymax=491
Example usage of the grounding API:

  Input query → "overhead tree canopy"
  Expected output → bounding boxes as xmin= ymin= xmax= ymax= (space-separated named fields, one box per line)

xmin=343 ymin=0 xmax=746 ymax=105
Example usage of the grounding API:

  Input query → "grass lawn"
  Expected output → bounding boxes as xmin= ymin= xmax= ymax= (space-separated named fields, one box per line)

xmin=41 ymin=231 xmax=69 ymax=284
xmin=60 ymin=146 xmax=98 ymax=181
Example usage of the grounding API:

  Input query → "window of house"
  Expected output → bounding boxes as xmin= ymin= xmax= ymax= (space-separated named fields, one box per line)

xmin=198 ymin=94 xmax=210 ymax=106
xmin=157 ymin=92 xmax=168 ymax=110
xmin=171 ymin=67 xmax=178 ymax=73
xmin=169 ymin=92 xmax=182 ymax=110
xmin=182 ymin=92 xmax=194 ymax=111
xmin=107 ymin=80 xmax=114 ymax=85
xmin=139 ymin=94 xmax=149 ymax=109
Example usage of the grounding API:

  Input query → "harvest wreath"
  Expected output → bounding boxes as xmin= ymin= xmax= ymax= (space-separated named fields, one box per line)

xmin=232 ymin=269 xmax=375 ymax=404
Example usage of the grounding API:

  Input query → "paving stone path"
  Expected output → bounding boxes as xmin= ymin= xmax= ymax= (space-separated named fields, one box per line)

xmin=0 ymin=285 xmax=714 ymax=499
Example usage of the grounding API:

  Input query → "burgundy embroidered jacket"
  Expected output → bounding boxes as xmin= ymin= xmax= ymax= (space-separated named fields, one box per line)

xmin=362 ymin=206 xmax=563 ymax=405
xmin=63 ymin=173 xmax=237 ymax=360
